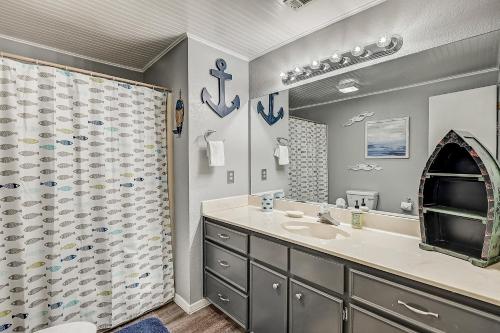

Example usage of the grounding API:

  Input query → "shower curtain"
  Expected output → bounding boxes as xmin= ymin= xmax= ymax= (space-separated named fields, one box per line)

xmin=288 ymin=117 xmax=328 ymax=203
xmin=0 ymin=58 xmax=174 ymax=332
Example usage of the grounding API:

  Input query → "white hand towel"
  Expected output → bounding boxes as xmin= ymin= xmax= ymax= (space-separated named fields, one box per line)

xmin=207 ymin=141 xmax=225 ymax=167
xmin=274 ymin=145 xmax=289 ymax=165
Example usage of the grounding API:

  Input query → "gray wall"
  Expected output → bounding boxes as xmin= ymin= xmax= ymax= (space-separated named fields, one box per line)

xmin=292 ymin=72 xmax=498 ymax=214
xmin=0 ymin=36 xmax=142 ymax=81
xmin=250 ymin=90 xmax=289 ymax=194
xmin=187 ymin=38 xmax=249 ymax=303
xmin=143 ymin=37 xmax=249 ymax=306
xmin=249 ymin=0 xmax=500 ymax=98
xmin=143 ymin=39 xmax=190 ymax=303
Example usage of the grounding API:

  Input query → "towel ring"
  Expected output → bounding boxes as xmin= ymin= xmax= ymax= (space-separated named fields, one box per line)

xmin=204 ymin=130 xmax=216 ymax=144
xmin=277 ymin=137 xmax=289 ymax=146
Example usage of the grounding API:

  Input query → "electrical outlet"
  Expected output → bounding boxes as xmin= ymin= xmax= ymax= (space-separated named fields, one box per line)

xmin=227 ymin=170 xmax=234 ymax=184
xmin=261 ymin=168 xmax=267 ymax=181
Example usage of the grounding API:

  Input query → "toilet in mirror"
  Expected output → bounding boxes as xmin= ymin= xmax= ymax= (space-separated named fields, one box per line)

xmin=249 ymin=30 xmax=500 ymax=218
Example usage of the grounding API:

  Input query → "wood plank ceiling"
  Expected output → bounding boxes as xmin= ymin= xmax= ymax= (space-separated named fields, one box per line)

xmin=0 ymin=0 xmax=384 ymax=71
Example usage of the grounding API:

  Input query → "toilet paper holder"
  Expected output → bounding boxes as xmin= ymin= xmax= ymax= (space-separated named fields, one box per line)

xmin=401 ymin=197 xmax=413 ymax=212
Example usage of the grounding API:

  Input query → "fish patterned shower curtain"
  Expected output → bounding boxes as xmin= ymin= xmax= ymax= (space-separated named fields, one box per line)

xmin=0 ymin=57 xmax=174 ymax=332
xmin=288 ymin=117 xmax=328 ymax=203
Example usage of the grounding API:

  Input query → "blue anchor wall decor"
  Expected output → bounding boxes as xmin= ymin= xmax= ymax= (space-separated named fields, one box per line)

xmin=201 ymin=58 xmax=240 ymax=118
xmin=257 ymin=92 xmax=284 ymax=126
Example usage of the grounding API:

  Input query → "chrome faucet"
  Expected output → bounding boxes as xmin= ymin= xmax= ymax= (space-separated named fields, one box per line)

xmin=318 ymin=212 xmax=341 ymax=226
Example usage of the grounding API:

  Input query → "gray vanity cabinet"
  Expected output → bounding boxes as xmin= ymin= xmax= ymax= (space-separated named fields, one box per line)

xmin=289 ymin=279 xmax=344 ymax=333
xmin=250 ymin=262 xmax=288 ymax=333
xmin=203 ymin=218 xmax=500 ymax=333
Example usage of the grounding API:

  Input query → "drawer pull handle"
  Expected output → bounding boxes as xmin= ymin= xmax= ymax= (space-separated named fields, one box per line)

xmin=397 ymin=300 xmax=439 ymax=319
xmin=217 ymin=260 xmax=230 ymax=268
xmin=217 ymin=233 xmax=230 ymax=240
xmin=295 ymin=293 xmax=303 ymax=301
xmin=217 ymin=293 xmax=230 ymax=302
xmin=272 ymin=282 xmax=280 ymax=290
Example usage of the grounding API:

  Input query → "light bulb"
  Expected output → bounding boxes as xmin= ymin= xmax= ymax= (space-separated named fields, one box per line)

xmin=310 ymin=60 xmax=320 ymax=69
xmin=294 ymin=66 xmax=302 ymax=73
xmin=331 ymin=52 xmax=342 ymax=63
xmin=280 ymin=72 xmax=287 ymax=79
xmin=351 ymin=45 xmax=365 ymax=57
xmin=377 ymin=35 xmax=392 ymax=48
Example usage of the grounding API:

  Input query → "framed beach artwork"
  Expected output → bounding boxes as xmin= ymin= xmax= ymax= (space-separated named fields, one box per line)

xmin=365 ymin=117 xmax=409 ymax=158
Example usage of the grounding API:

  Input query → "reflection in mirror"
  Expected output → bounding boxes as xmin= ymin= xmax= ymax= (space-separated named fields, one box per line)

xmin=250 ymin=30 xmax=500 ymax=216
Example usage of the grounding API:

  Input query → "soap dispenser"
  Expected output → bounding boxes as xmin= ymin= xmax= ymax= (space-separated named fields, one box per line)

xmin=360 ymin=198 xmax=370 ymax=212
xmin=351 ymin=200 xmax=363 ymax=229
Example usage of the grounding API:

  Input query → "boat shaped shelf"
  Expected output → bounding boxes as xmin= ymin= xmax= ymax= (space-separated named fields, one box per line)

xmin=418 ymin=130 xmax=500 ymax=267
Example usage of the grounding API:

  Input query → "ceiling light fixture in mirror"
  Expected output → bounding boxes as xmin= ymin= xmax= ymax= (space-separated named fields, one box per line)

xmin=280 ymin=34 xmax=403 ymax=85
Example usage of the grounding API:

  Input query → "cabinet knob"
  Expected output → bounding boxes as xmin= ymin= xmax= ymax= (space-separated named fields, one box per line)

xmin=217 ymin=233 xmax=230 ymax=240
xmin=217 ymin=260 xmax=230 ymax=268
xmin=272 ymin=282 xmax=280 ymax=290
xmin=295 ymin=293 xmax=303 ymax=300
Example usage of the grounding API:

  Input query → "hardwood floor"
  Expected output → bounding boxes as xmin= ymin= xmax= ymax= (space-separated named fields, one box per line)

xmin=108 ymin=302 xmax=245 ymax=333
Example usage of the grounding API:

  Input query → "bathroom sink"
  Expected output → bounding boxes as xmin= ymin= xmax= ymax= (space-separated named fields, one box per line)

xmin=281 ymin=221 xmax=350 ymax=240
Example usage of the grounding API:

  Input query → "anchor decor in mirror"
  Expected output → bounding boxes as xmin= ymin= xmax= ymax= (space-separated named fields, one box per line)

xmin=201 ymin=58 xmax=240 ymax=118
xmin=418 ymin=130 xmax=500 ymax=267
xmin=257 ymin=92 xmax=284 ymax=126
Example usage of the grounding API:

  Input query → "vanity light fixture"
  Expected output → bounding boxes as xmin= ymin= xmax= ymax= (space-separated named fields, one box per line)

xmin=280 ymin=34 xmax=403 ymax=85
xmin=337 ymin=79 xmax=359 ymax=94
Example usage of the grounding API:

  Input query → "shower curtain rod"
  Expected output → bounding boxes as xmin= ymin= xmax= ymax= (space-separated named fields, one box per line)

xmin=0 ymin=50 xmax=171 ymax=92
xmin=289 ymin=115 xmax=326 ymax=125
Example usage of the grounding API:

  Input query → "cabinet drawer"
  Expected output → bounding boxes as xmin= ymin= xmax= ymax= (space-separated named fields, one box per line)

xmin=290 ymin=248 xmax=344 ymax=294
xmin=349 ymin=269 xmax=500 ymax=333
xmin=250 ymin=262 xmax=287 ymax=333
xmin=205 ymin=241 xmax=248 ymax=291
xmin=205 ymin=220 xmax=248 ymax=254
xmin=250 ymin=235 xmax=288 ymax=271
xmin=289 ymin=279 xmax=343 ymax=333
xmin=350 ymin=304 xmax=417 ymax=333
xmin=205 ymin=271 xmax=248 ymax=328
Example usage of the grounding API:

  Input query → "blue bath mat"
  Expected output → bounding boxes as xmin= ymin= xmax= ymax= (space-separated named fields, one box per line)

xmin=117 ymin=318 xmax=169 ymax=333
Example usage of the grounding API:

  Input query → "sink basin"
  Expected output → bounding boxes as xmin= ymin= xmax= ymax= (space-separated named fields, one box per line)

xmin=281 ymin=221 xmax=350 ymax=240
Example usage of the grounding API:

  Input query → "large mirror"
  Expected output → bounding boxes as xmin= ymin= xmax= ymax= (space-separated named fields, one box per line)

xmin=249 ymin=30 xmax=500 ymax=216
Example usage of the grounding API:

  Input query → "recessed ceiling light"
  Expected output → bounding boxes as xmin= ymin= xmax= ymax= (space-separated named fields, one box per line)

xmin=337 ymin=79 xmax=359 ymax=93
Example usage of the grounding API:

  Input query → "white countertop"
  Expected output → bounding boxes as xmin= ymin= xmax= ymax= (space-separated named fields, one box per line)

xmin=204 ymin=205 xmax=500 ymax=307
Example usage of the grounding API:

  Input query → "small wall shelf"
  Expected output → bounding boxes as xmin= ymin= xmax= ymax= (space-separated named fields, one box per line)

xmin=419 ymin=130 xmax=500 ymax=267
xmin=425 ymin=172 xmax=484 ymax=181
xmin=422 ymin=205 xmax=487 ymax=224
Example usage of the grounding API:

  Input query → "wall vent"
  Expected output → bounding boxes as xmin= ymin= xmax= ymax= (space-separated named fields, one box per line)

xmin=281 ymin=0 xmax=314 ymax=10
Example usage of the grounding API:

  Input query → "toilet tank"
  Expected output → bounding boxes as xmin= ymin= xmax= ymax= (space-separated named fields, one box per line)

xmin=346 ymin=190 xmax=379 ymax=210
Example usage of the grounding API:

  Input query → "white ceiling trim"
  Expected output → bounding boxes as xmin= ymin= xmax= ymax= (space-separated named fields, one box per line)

xmin=185 ymin=33 xmax=250 ymax=62
xmin=247 ymin=0 xmax=386 ymax=61
xmin=290 ymin=67 xmax=499 ymax=111
xmin=0 ymin=33 xmax=143 ymax=73
xmin=141 ymin=33 xmax=188 ymax=72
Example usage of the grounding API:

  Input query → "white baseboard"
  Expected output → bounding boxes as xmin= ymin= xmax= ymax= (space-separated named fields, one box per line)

xmin=174 ymin=293 xmax=210 ymax=315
